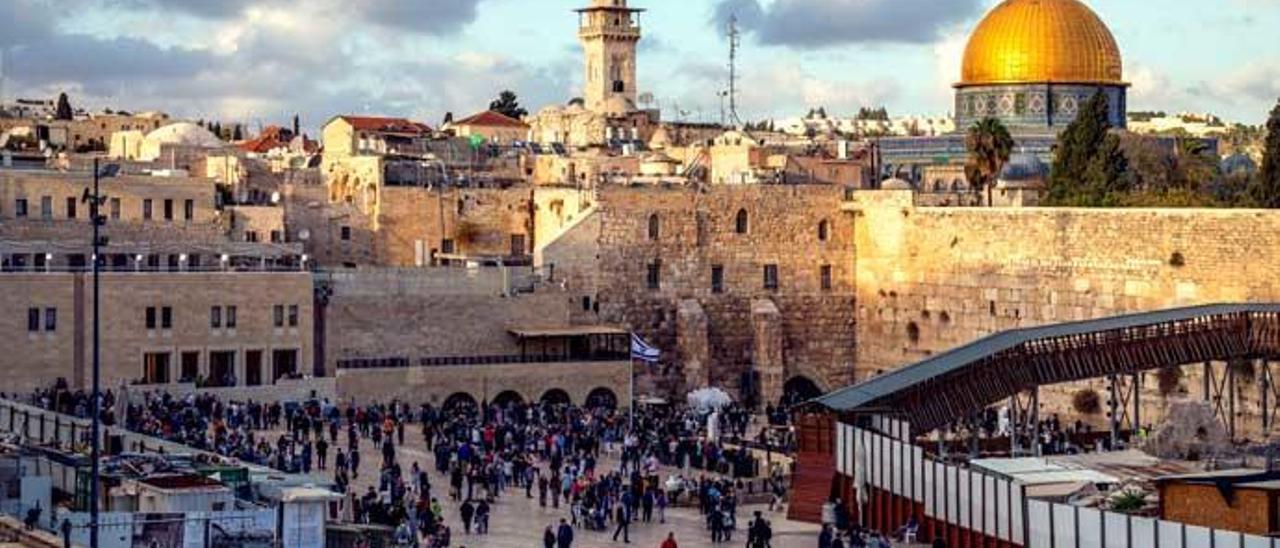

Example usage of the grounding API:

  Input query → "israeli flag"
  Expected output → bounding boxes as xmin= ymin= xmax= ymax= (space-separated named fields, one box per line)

xmin=630 ymin=333 xmax=660 ymax=363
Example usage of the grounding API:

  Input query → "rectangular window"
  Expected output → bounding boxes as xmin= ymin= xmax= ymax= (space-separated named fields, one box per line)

xmin=226 ymin=305 xmax=237 ymax=329
xmin=270 ymin=230 xmax=282 ymax=243
xmin=143 ymin=352 xmax=171 ymax=384
xmin=33 ymin=253 xmax=46 ymax=270
xmin=711 ymin=265 xmax=725 ymax=294
xmin=161 ymin=306 xmax=172 ymax=329
xmin=145 ymin=307 xmax=157 ymax=329
xmin=163 ymin=199 xmax=173 ymax=221
xmin=821 ymin=265 xmax=833 ymax=291
xmin=245 ymin=231 xmax=258 ymax=243
xmin=66 ymin=197 xmax=77 ymax=219
xmin=763 ymin=264 xmax=779 ymax=291
xmin=109 ymin=197 xmax=121 ymax=220
xmin=167 ymin=254 xmax=180 ymax=272
xmin=288 ymin=305 xmax=298 ymax=327
xmin=273 ymin=305 xmax=285 ymax=327
xmin=340 ymin=226 xmax=352 ymax=241
xmin=646 ymin=260 xmax=661 ymax=290
xmin=15 ymin=199 xmax=27 ymax=218
xmin=183 ymin=199 xmax=194 ymax=221
xmin=210 ymin=306 xmax=222 ymax=328
xmin=441 ymin=239 xmax=455 ymax=255
xmin=142 ymin=199 xmax=152 ymax=220
xmin=41 ymin=196 xmax=52 ymax=219
xmin=180 ymin=352 xmax=199 ymax=382
xmin=44 ymin=308 xmax=56 ymax=331
xmin=28 ymin=308 xmax=39 ymax=332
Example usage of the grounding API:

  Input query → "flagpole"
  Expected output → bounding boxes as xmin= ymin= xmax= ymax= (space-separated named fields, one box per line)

xmin=628 ymin=356 xmax=635 ymax=432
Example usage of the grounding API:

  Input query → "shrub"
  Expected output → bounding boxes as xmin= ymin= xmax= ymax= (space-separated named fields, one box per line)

xmin=1073 ymin=389 xmax=1102 ymax=415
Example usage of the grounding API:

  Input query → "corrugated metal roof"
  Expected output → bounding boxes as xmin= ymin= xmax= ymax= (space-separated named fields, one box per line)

xmin=814 ymin=303 xmax=1280 ymax=412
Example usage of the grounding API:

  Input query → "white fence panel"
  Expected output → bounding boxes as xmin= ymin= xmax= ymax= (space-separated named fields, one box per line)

xmin=997 ymin=479 xmax=1010 ymax=541
xmin=836 ymin=425 xmax=848 ymax=475
xmin=1245 ymin=534 xmax=1275 ymax=548
xmin=1052 ymin=504 xmax=1077 ymax=548
xmin=1215 ymin=530 xmax=1243 ymax=548
xmin=1027 ymin=499 xmax=1052 ymax=548
xmin=959 ymin=469 xmax=971 ymax=529
xmin=912 ymin=446 xmax=924 ymax=502
xmin=1012 ymin=484 xmax=1025 ymax=544
xmin=1131 ymin=516 xmax=1157 ymax=548
xmin=1185 ymin=525 xmax=1212 ymax=547
xmin=1077 ymin=507 xmax=1102 ymax=547
xmin=983 ymin=475 xmax=997 ymax=536
xmin=1158 ymin=520 xmax=1184 ymax=548
xmin=946 ymin=465 xmax=959 ymax=525
xmin=924 ymin=459 xmax=936 ymax=518
xmin=1104 ymin=511 xmax=1129 ymax=548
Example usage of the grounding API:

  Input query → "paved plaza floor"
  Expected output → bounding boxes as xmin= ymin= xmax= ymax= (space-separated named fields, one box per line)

xmin=325 ymin=429 xmax=823 ymax=548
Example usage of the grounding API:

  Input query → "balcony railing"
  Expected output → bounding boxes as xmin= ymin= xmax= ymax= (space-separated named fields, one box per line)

xmin=337 ymin=351 xmax=630 ymax=370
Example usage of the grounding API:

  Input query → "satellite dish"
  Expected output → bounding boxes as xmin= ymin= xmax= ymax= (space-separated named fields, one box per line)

xmin=271 ymin=191 xmax=281 ymax=204
xmin=298 ymin=229 xmax=311 ymax=241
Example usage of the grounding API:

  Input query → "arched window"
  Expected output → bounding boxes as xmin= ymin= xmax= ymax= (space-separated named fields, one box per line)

xmin=735 ymin=209 xmax=749 ymax=235
xmin=817 ymin=219 xmax=830 ymax=242
xmin=647 ymin=213 xmax=660 ymax=241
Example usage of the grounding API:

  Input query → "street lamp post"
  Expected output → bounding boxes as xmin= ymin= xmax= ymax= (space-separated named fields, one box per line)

xmin=84 ymin=158 xmax=108 ymax=548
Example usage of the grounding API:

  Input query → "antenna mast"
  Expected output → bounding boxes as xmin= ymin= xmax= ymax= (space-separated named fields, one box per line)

xmin=727 ymin=15 xmax=741 ymax=127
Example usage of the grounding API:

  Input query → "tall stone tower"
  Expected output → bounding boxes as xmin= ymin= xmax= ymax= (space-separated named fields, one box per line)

xmin=576 ymin=0 xmax=643 ymax=116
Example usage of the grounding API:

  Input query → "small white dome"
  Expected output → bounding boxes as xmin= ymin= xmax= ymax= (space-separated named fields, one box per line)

xmin=144 ymin=122 xmax=222 ymax=149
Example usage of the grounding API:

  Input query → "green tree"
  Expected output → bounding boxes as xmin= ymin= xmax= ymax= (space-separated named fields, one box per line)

xmin=55 ymin=92 xmax=73 ymax=120
xmin=1252 ymin=99 xmax=1280 ymax=207
xmin=1171 ymin=137 xmax=1219 ymax=193
xmin=964 ymin=117 xmax=1014 ymax=206
xmin=489 ymin=90 xmax=527 ymax=120
xmin=1047 ymin=92 xmax=1130 ymax=206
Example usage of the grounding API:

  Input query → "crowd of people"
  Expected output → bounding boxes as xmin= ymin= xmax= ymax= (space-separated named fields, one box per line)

xmin=25 ymin=380 xmax=801 ymax=547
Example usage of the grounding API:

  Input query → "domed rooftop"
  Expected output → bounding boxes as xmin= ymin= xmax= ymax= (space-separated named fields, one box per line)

xmin=144 ymin=122 xmax=223 ymax=148
xmin=998 ymin=152 xmax=1049 ymax=182
xmin=959 ymin=0 xmax=1124 ymax=87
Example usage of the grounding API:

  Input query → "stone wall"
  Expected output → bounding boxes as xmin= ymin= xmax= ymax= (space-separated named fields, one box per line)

xmin=283 ymin=183 xmax=376 ymax=267
xmin=0 ymin=272 xmax=314 ymax=391
xmin=850 ymin=190 xmax=1280 ymax=433
xmin=541 ymin=184 xmax=857 ymax=398
xmin=322 ymin=268 xmax=583 ymax=372
xmin=374 ymin=186 xmax=533 ymax=266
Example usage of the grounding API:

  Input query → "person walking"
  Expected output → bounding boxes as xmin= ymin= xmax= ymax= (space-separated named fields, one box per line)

xmin=557 ymin=518 xmax=575 ymax=548
xmin=612 ymin=504 xmax=631 ymax=543
xmin=460 ymin=499 xmax=475 ymax=534
xmin=659 ymin=532 xmax=678 ymax=548
xmin=543 ymin=525 xmax=558 ymax=548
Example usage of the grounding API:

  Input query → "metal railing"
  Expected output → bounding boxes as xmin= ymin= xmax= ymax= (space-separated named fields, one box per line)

xmin=336 ymin=351 xmax=630 ymax=370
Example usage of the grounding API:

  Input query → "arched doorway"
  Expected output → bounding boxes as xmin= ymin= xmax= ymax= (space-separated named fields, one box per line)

xmin=492 ymin=390 xmax=524 ymax=408
xmin=442 ymin=392 xmax=478 ymax=414
xmin=782 ymin=376 xmax=824 ymax=407
xmin=585 ymin=387 xmax=618 ymax=409
xmin=540 ymin=389 xmax=572 ymax=406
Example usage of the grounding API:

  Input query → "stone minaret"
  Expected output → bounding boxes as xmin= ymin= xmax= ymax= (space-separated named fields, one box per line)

xmin=576 ymin=0 xmax=643 ymax=115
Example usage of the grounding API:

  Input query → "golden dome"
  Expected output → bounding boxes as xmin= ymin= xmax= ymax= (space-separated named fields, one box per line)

xmin=959 ymin=0 xmax=1124 ymax=87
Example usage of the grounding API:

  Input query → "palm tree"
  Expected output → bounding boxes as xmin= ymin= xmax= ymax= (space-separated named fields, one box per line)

xmin=965 ymin=118 xmax=1015 ymax=206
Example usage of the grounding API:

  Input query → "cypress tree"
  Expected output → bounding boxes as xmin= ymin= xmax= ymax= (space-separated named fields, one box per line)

xmin=1255 ymin=100 xmax=1280 ymax=207
xmin=1048 ymin=92 xmax=1128 ymax=206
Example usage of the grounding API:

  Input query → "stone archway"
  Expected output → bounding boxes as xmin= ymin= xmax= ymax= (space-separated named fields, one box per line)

xmin=492 ymin=390 xmax=525 ymax=408
xmin=585 ymin=387 xmax=619 ymax=409
xmin=782 ymin=376 xmax=825 ymax=407
xmin=540 ymin=388 xmax=572 ymax=406
xmin=442 ymin=392 xmax=478 ymax=414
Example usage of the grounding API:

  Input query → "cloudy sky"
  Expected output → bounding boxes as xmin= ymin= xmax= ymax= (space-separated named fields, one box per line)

xmin=2 ymin=0 xmax=1278 ymax=131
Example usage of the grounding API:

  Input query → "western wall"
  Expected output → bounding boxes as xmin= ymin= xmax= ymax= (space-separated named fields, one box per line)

xmin=541 ymin=184 xmax=858 ymax=402
xmin=850 ymin=190 xmax=1280 ymax=437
